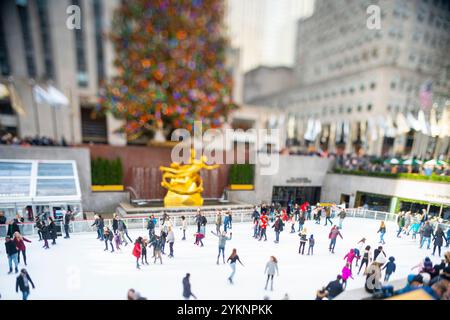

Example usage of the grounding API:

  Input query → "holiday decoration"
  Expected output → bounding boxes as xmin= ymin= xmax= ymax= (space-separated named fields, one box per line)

xmin=99 ymin=0 xmax=238 ymax=140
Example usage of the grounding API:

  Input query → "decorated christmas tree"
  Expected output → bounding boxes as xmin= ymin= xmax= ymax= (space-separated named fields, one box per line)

xmin=99 ymin=0 xmax=238 ymax=141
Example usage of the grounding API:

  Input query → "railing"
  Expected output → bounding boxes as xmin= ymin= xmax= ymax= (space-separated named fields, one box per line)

xmin=0 ymin=208 xmax=254 ymax=237
xmin=2 ymin=207 xmax=449 ymax=237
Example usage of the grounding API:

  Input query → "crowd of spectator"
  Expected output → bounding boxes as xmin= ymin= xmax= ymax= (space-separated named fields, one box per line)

xmin=0 ymin=132 xmax=68 ymax=147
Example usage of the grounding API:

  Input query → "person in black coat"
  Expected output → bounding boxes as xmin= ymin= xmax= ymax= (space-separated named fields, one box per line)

xmin=5 ymin=236 xmax=19 ymax=274
xmin=182 ymin=273 xmax=197 ymax=300
xmin=325 ymin=275 xmax=344 ymax=299
xmin=41 ymin=222 xmax=50 ymax=249
xmin=147 ymin=215 xmax=156 ymax=237
xmin=433 ymin=226 xmax=447 ymax=257
xmin=382 ymin=256 xmax=396 ymax=282
xmin=112 ymin=214 xmax=119 ymax=234
xmin=7 ymin=219 xmax=21 ymax=238
xmin=63 ymin=211 xmax=72 ymax=239
xmin=16 ymin=269 xmax=35 ymax=300
xmin=48 ymin=218 xmax=57 ymax=245
xmin=0 ymin=211 xmax=6 ymax=225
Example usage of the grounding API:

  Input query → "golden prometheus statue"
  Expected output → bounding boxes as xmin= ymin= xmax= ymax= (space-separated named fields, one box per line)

xmin=160 ymin=149 xmax=219 ymax=207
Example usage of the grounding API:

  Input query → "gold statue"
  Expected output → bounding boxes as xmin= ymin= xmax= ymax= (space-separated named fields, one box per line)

xmin=160 ymin=149 xmax=219 ymax=207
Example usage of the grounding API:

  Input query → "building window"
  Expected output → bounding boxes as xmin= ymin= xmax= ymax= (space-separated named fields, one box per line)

xmin=370 ymin=82 xmax=377 ymax=90
xmin=17 ymin=2 xmax=37 ymax=78
xmin=36 ymin=0 xmax=54 ymax=80
xmin=0 ymin=13 xmax=10 ymax=76
xmin=93 ymin=0 xmax=105 ymax=85
xmin=73 ymin=0 xmax=88 ymax=87
xmin=367 ymin=104 xmax=373 ymax=111
xmin=357 ymin=105 xmax=362 ymax=112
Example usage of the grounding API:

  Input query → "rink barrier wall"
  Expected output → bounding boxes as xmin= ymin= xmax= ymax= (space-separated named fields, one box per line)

xmin=0 ymin=208 xmax=448 ymax=237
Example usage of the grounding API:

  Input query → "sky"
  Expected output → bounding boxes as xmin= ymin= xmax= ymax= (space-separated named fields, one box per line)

xmin=225 ymin=0 xmax=315 ymax=72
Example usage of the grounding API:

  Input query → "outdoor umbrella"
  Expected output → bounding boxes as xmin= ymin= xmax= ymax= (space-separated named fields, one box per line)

xmin=384 ymin=158 xmax=401 ymax=165
xmin=402 ymin=158 xmax=422 ymax=165
xmin=424 ymin=159 xmax=448 ymax=167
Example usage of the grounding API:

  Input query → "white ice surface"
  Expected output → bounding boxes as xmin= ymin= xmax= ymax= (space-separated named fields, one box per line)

xmin=0 ymin=217 xmax=446 ymax=300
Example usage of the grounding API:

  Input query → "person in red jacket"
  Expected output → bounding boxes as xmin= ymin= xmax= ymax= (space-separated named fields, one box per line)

xmin=132 ymin=237 xmax=142 ymax=269
xmin=13 ymin=232 xmax=31 ymax=266
xmin=259 ymin=213 xmax=268 ymax=241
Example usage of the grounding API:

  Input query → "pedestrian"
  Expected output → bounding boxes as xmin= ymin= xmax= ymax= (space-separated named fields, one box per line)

xmin=167 ymin=226 xmax=175 ymax=258
xmin=298 ymin=228 xmax=307 ymax=255
xmin=264 ymin=256 xmax=279 ymax=291
xmin=328 ymin=226 xmax=343 ymax=253
xmin=325 ymin=275 xmax=343 ymax=299
xmin=382 ymin=256 xmax=396 ymax=282
xmin=180 ymin=215 xmax=187 ymax=240
xmin=63 ymin=210 xmax=72 ymax=239
xmin=147 ymin=215 xmax=156 ymax=238
xmin=141 ymin=238 xmax=149 ymax=265
xmin=307 ymin=234 xmax=315 ymax=255
xmin=215 ymin=210 xmax=222 ymax=234
xmin=103 ymin=227 xmax=114 ymax=253
xmin=227 ymin=248 xmax=244 ymax=284
xmin=272 ymin=215 xmax=284 ymax=244
xmin=182 ymin=273 xmax=197 ymax=300
xmin=420 ymin=221 xmax=433 ymax=250
xmin=432 ymin=226 xmax=447 ymax=257
xmin=324 ymin=206 xmax=333 ymax=226
xmin=358 ymin=245 xmax=372 ymax=275
xmin=13 ymin=232 xmax=31 ymax=266
xmin=16 ymin=269 xmax=35 ymax=300
xmin=48 ymin=217 xmax=57 ymax=245
xmin=259 ymin=213 xmax=268 ymax=241
xmin=5 ymin=236 xmax=19 ymax=274
xmin=132 ymin=237 xmax=142 ymax=269
xmin=338 ymin=209 xmax=346 ymax=229
xmin=211 ymin=230 xmax=232 ymax=264
xmin=341 ymin=263 xmax=353 ymax=289
xmin=377 ymin=221 xmax=386 ymax=245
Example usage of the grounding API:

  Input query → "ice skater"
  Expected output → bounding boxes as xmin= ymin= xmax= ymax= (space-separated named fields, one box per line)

xmin=16 ymin=269 xmax=35 ymax=300
xmin=119 ymin=218 xmax=133 ymax=244
xmin=114 ymin=231 xmax=122 ymax=251
xmin=132 ymin=237 xmax=142 ymax=269
xmin=211 ymin=230 xmax=232 ymax=264
xmin=259 ymin=213 xmax=268 ymax=241
xmin=337 ymin=209 xmax=346 ymax=229
xmin=358 ymin=245 xmax=372 ymax=275
xmin=382 ymin=256 xmax=396 ymax=282
xmin=48 ymin=217 xmax=57 ymax=245
xmin=182 ymin=273 xmax=197 ymax=300
xmin=153 ymin=235 xmax=163 ymax=264
xmin=377 ymin=221 xmax=386 ymax=244
xmin=103 ymin=227 xmax=114 ymax=253
xmin=298 ymin=229 xmax=307 ymax=255
xmin=354 ymin=238 xmax=366 ymax=267
xmin=324 ymin=207 xmax=333 ymax=226
xmin=264 ymin=256 xmax=279 ymax=291
xmin=272 ymin=215 xmax=284 ymax=244
xmin=167 ymin=226 xmax=175 ymax=258
xmin=13 ymin=232 xmax=31 ymax=266
xmin=180 ymin=215 xmax=187 ymax=240
xmin=328 ymin=226 xmax=343 ymax=254
xmin=432 ymin=226 xmax=447 ymax=256
xmin=147 ymin=215 xmax=156 ymax=237
xmin=227 ymin=248 xmax=244 ymax=284
xmin=341 ymin=263 xmax=353 ymax=289
xmin=307 ymin=234 xmax=315 ymax=255
xmin=343 ymin=248 xmax=356 ymax=270
xmin=215 ymin=210 xmax=222 ymax=234
xmin=5 ymin=236 xmax=19 ymax=274
xmin=141 ymin=238 xmax=149 ymax=264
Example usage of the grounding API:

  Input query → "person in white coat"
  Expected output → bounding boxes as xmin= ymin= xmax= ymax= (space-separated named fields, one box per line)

xmin=180 ymin=216 xmax=187 ymax=240
xmin=264 ymin=256 xmax=279 ymax=291
xmin=167 ymin=227 xmax=175 ymax=258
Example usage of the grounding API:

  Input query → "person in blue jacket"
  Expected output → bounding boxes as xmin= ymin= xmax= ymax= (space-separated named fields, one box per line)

xmin=382 ymin=256 xmax=396 ymax=282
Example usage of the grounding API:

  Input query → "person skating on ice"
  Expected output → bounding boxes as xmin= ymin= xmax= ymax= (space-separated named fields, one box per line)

xmin=252 ymin=206 xmax=260 ymax=238
xmin=259 ymin=212 xmax=268 ymax=241
xmin=357 ymin=245 xmax=372 ymax=275
xmin=432 ymin=226 xmax=447 ymax=257
xmin=343 ymin=248 xmax=356 ymax=270
xmin=16 ymin=268 xmax=35 ymax=300
xmin=5 ymin=236 xmax=19 ymax=274
xmin=211 ymin=230 xmax=232 ymax=264
xmin=374 ymin=246 xmax=386 ymax=261
xmin=141 ymin=238 xmax=149 ymax=264
xmin=337 ymin=208 xmax=346 ymax=229
xmin=41 ymin=221 xmax=50 ymax=249
xmin=103 ymin=227 xmax=114 ymax=253
xmin=420 ymin=221 xmax=434 ymax=250
xmin=328 ymin=225 xmax=343 ymax=254
xmin=377 ymin=221 xmax=386 ymax=245
xmin=341 ymin=262 xmax=353 ymax=289
xmin=13 ymin=232 xmax=31 ymax=266
xmin=132 ymin=237 xmax=142 ymax=269
xmin=272 ymin=215 xmax=284 ymax=244
xmin=325 ymin=275 xmax=343 ymax=299
xmin=324 ymin=206 xmax=333 ymax=226
xmin=264 ymin=256 xmax=279 ymax=291
xmin=307 ymin=234 xmax=315 ymax=255
xmin=298 ymin=228 xmax=308 ymax=255
xmin=227 ymin=248 xmax=244 ymax=284
xmin=48 ymin=217 xmax=57 ymax=245
xmin=153 ymin=235 xmax=163 ymax=264
xmin=382 ymin=256 xmax=396 ymax=282
xmin=215 ymin=210 xmax=222 ymax=234
xmin=354 ymin=238 xmax=366 ymax=267
xmin=180 ymin=215 xmax=187 ymax=240
xmin=147 ymin=215 xmax=156 ymax=238
xmin=167 ymin=226 xmax=175 ymax=258
xmin=114 ymin=231 xmax=122 ymax=251
xmin=182 ymin=273 xmax=197 ymax=300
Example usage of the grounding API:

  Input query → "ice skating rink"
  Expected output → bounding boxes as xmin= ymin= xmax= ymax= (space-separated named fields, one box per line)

xmin=0 ymin=217 xmax=445 ymax=300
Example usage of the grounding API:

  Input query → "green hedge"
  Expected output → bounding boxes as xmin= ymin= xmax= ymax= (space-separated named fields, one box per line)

xmin=229 ymin=164 xmax=255 ymax=185
xmin=333 ymin=168 xmax=450 ymax=183
xmin=91 ymin=157 xmax=123 ymax=185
